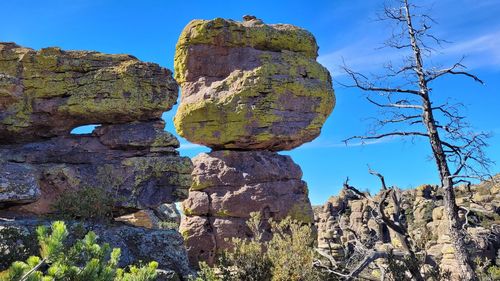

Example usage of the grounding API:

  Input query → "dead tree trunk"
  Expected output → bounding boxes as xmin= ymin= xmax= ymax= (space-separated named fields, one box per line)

xmin=341 ymin=0 xmax=491 ymax=278
xmin=402 ymin=1 xmax=476 ymax=279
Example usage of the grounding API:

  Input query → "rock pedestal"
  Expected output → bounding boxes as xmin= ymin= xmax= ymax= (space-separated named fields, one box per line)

xmin=0 ymin=42 xmax=192 ymax=277
xmin=181 ymin=150 xmax=314 ymax=265
xmin=174 ymin=16 xmax=335 ymax=266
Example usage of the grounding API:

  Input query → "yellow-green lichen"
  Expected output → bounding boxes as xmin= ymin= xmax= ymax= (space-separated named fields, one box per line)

xmin=215 ymin=209 xmax=231 ymax=217
xmin=122 ymin=157 xmax=193 ymax=188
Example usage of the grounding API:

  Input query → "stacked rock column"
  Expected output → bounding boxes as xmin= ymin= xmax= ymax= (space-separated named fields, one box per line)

xmin=173 ymin=17 xmax=335 ymax=266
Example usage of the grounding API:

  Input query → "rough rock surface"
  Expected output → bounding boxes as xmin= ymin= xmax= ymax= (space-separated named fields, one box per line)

xmin=115 ymin=203 xmax=182 ymax=229
xmin=0 ymin=43 xmax=178 ymax=143
xmin=0 ymin=219 xmax=192 ymax=279
xmin=173 ymin=17 xmax=335 ymax=151
xmin=314 ymin=178 xmax=500 ymax=280
xmin=0 ymin=120 xmax=192 ymax=215
xmin=0 ymin=162 xmax=40 ymax=206
xmin=180 ymin=150 xmax=314 ymax=265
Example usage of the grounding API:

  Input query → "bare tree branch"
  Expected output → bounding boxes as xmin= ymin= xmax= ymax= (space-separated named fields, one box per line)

xmin=343 ymin=131 xmax=428 ymax=144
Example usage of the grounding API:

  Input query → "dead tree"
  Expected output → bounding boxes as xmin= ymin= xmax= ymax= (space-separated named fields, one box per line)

xmin=315 ymin=174 xmax=426 ymax=280
xmin=341 ymin=0 xmax=492 ymax=279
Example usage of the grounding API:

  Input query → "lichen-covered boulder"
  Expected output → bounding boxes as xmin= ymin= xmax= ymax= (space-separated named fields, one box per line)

xmin=0 ymin=42 xmax=178 ymax=143
xmin=0 ymin=120 xmax=192 ymax=215
xmin=180 ymin=150 xmax=314 ymax=266
xmin=173 ymin=17 xmax=335 ymax=151
xmin=0 ymin=219 xmax=192 ymax=279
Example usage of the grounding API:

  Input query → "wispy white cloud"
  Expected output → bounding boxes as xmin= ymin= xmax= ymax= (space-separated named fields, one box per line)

xmin=299 ymin=137 xmax=393 ymax=149
xmin=442 ymin=30 xmax=500 ymax=69
xmin=179 ymin=142 xmax=204 ymax=150
xmin=319 ymin=30 xmax=500 ymax=78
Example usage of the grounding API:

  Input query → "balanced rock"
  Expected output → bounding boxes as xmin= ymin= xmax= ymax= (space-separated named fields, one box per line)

xmin=0 ymin=120 xmax=192 ymax=215
xmin=173 ymin=17 xmax=335 ymax=151
xmin=0 ymin=43 xmax=178 ymax=143
xmin=180 ymin=150 xmax=314 ymax=265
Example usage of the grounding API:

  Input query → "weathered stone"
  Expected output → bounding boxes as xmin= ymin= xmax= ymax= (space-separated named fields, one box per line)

xmin=180 ymin=150 xmax=313 ymax=266
xmin=156 ymin=203 xmax=182 ymax=225
xmin=314 ymin=178 xmax=500 ymax=281
xmin=0 ymin=43 xmax=178 ymax=143
xmin=115 ymin=209 xmax=161 ymax=229
xmin=173 ymin=17 xmax=334 ymax=151
xmin=0 ymin=162 xmax=40 ymax=206
xmin=115 ymin=204 xmax=182 ymax=229
xmin=0 ymin=121 xmax=192 ymax=215
xmin=0 ymin=218 xmax=192 ymax=278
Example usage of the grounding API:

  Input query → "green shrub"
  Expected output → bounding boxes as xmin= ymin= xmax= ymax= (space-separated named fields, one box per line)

xmin=158 ymin=221 xmax=180 ymax=230
xmin=0 ymin=221 xmax=157 ymax=281
xmin=192 ymin=213 xmax=324 ymax=281
xmin=51 ymin=187 xmax=115 ymax=222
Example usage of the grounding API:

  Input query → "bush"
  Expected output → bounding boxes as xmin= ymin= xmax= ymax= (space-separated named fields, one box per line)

xmin=51 ymin=187 xmax=115 ymax=222
xmin=0 ymin=221 xmax=158 ymax=281
xmin=191 ymin=213 xmax=325 ymax=281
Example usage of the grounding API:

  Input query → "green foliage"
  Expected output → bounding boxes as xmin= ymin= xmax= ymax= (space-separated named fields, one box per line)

xmin=474 ymin=256 xmax=500 ymax=281
xmin=158 ymin=221 xmax=180 ymax=230
xmin=0 ymin=221 xmax=158 ymax=281
xmin=190 ymin=262 xmax=220 ymax=281
xmin=192 ymin=213 xmax=324 ymax=281
xmin=51 ymin=187 xmax=115 ymax=222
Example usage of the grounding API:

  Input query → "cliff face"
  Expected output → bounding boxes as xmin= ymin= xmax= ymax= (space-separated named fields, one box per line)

xmin=315 ymin=177 xmax=500 ymax=280
xmin=0 ymin=42 xmax=192 ymax=278
xmin=173 ymin=16 xmax=335 ymax=267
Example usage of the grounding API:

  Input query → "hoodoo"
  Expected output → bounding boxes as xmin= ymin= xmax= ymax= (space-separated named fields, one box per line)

xmin=174 ymin=16 xmax=335 ymax=266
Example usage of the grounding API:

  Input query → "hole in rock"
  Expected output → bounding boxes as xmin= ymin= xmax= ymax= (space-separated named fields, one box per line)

xmin=70 ymin=124 xmax=101 ymax=135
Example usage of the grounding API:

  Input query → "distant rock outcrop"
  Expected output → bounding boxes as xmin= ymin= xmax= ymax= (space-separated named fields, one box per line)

xmin=174 ymin=16 xmax=334 ymax=266
xmin=0 ymin=42 xmax=192 ymax=278
xmin=315 ymin=178 xmax=500 ymax=280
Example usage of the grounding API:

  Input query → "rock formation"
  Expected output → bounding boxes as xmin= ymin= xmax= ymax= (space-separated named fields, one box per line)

xmin=174 ymin=17 xmax=335 ymax=266
xmin=0 ymin=43 xmax=177 ymax=143
xmin=0 ymin=42 xmax=192 ymax=278
xmin=314 ymin=178 xmax=500 ymax=280
xmin=173 ymin=17 xmax=334 ymax=151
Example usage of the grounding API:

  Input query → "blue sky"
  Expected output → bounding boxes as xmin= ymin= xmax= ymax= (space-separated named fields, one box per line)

xmin=1 ymin=0 xmax=498 ymax=205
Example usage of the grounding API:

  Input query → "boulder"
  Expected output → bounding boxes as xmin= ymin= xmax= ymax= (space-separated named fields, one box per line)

xmin=173 ymin=17 xmax=334 ymax=151
xmin=115 ymin=204 xmax=182 ymax=229
xmin=0 ymin=162 xmax=40 ymax=206
xmin=0 ymin=218 xmax=192 ymax=279
xmin=0 ymin=43 xmax=178 ymax=143
xmin=180 ymin=150 xmax=313 ymax=266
